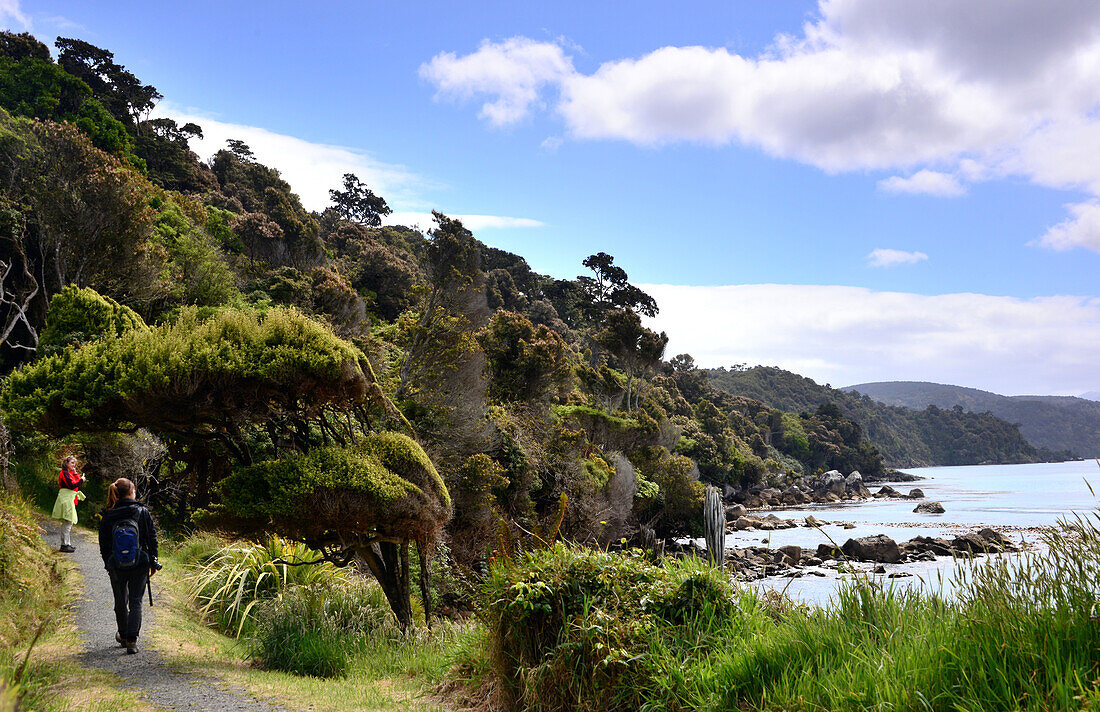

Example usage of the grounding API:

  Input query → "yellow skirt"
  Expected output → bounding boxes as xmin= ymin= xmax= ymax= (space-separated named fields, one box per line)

xmin=51 ymin=488 xmax=85 ymax=524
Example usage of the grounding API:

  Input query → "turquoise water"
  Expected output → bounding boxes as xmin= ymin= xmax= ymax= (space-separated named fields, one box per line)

xmin=726 ymin=460 xmax=1100 ymax=603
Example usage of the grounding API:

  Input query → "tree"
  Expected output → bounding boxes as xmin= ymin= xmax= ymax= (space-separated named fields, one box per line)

xmin=28 ymin=121 xmax=160 ymax=302
xmin=207 ymin=433 xmax=451 ymax=629
xmin=0 ymin=32 xmax=49 ymax=62
xmin=577 ymin=252 xmax=658 ymax=320
xmin=480 ymin=311 xmax=574 ymax=403
xmin=596 ymin=309 xmax=668 ymax=412
xmin=55 ymin=37 xmax=161 ymax=126
xmin=397 ymin=212 xmax=482 ymax=399
xmin=328 ymin=172 xmax=391 ymax=226
xmin=2 ymin=303 xmax=440 ymax=626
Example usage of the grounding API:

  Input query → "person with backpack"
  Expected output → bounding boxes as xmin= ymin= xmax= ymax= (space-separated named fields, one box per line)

xmin=52 ymin=455 xmax=86 ymax=553
xmin=98 ymin=477 xmax=159 ymax=654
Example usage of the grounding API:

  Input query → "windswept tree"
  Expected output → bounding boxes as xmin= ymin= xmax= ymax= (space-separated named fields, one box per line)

xmin=328 ymin=172 xmax=391 ymax=226
xmin=2 ymin=301 xmax=447 ymax=627
xmin=577 ymin=252 xmax=658 ymax=321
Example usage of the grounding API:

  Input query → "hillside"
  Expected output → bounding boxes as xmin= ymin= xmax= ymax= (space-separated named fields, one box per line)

xmin=707 ymin=366 xmax=1045 ymax=468
xmin=843 ymin=381 xmax=1100 ymax=458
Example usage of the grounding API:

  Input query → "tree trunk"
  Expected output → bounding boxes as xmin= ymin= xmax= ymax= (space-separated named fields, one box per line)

xmin=359 ymin=541 xmax=413 ymax=629
xmin=417 ymin=540 xmax=432 ymax=629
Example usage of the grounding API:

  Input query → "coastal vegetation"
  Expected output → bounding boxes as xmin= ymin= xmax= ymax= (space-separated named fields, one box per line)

xmin=0 ymin=28 xmax=1091 ymax=712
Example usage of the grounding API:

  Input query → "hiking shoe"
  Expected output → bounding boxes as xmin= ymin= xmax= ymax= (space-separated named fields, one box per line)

xmin=59 ymin=544 xmax=75 ymax=553
xmin=125 ymin=640 xmax=138 ymax=654
xmin=116 ymin=632 xmax=125 ymax=647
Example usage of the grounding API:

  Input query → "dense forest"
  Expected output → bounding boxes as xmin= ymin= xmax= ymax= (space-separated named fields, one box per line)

xmin=844 ymin=380 xmax=1100 ymax=458
xmin=707 ymin=366 xmax=1054 ymax=467
xmin=0 ymin=31 xmax=900 ymax=622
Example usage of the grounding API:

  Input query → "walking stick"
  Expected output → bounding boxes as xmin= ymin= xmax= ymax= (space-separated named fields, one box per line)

xmin=147 ymin=572 xmax=153 ymax=607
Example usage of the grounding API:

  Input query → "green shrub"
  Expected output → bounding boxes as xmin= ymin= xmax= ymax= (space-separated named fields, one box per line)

xmin=37 ymin=285 xmax=147 ymax=354
xmin=247 ymin=580 xmax=388 ymax=678
xmin=480 ymin=544 xmax=734 ymax=711
xmin=187 ymin=536 xmax=348 ymax=637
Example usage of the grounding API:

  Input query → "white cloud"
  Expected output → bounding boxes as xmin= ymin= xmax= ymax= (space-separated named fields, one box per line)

xmin=1032 ymin=201 xmax=1100 ymax=251
xmin=156 ymin=104 xmax=424 ymax=212
xmin=155 ymin=104 xmax=543 ymax=230
xmin=866 ymin=248 xmax=929 ymax=267
xmin=642 ymin=283 xmax=1100 ymax=395
xmin=0 ymin=0 xmax=29 ymax=28
xmin=878 ymin=170 xmax=965 ymax=197
xmin=383 ymin=212 xmax=544 ymax=232
xmin=420 ymin=37 xmax=574 ymax=126
xmin=421 ymin=1 xmax=1100 ymax=251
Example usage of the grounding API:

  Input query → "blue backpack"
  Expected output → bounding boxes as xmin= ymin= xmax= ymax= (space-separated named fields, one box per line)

xmin=111 ymin=515 xmax=144 ymax=570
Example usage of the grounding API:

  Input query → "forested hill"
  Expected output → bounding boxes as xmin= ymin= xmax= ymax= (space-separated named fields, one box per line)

xmin=0 ymin=26 xmax=897 ymax=591
xmin=707 ymin=367 xmax=1048 ymax=467
xmin=844 ymin=381 xmax=1100 ymax=458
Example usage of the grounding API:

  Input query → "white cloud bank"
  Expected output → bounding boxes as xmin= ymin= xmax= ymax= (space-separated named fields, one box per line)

xmin=154 ymin=104 xmax=543 ymax=230
xmin=866 ymin=248 xmax=928 ymax=268
xmin=642 ymin=283 xmax=1100 ymax=396
xmin=421 ymin=0 xmax=1100 ymax=251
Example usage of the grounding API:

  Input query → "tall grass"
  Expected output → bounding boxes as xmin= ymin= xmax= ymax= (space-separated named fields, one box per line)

xmin=0 ymin=494 xmax=67 ymax=711
xmin=187 ymin=536 xmax=348 ymax=636
xmin=474 ymin=516 xmax=1100 ymax=712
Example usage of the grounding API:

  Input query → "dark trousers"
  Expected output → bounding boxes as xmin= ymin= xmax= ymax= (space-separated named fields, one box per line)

xmin=109 ymin=567 xmax=147 ymax=641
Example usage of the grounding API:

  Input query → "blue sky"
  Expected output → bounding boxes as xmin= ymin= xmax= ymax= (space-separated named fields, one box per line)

xmin=6 ymin=0 xmax=1100 ymax=395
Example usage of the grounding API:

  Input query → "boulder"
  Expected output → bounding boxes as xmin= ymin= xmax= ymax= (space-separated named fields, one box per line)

xmin=904 ymin=535 xmax=954 ymax=556
xmin=733 ymin=516 xmax=759 ymax=531
xmin=844 ymin=471 xmax=863 ymax=489
xmin=816 ymin=543 xmax=842 ymax=559
xmin=822 ymin=470 xmax=846 ymax=495
xmin=979 ymin=527 xmax=1010 ymax=546
xmin=953 ymin=531 xmax=1000 ymax=553
xmin=907 ymin=488 xmax=925 ymax=499
xmin=726 ymin=504 xmax=747 ymax=519
xmin=842 ymin=522 xmax=856 ymax=529
xmin=778 ymin=545 xmax=802 ymax=565
xmin=804 ymin=515 xmax=823 ymax=528
xmin=760 ymin=487 xmax=782 ymax=505
xmin=782 ymin=486 xmax=811 ymax=505
xmin=913 ymin=501 xmax=945 ymax=514
xmin=876 ymin=485 xmax=902 ymax=498
xmin=841 ymin=534 xmax=903 ymax=563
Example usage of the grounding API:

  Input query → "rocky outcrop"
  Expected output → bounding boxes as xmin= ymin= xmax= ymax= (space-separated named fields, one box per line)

xmin=914 ymin=501 xmax=945 ymax=514
xmin=669 ymin=526 xmax=1021 ymax=580
xmin=841 ymin=534 xmax=903 ymax=563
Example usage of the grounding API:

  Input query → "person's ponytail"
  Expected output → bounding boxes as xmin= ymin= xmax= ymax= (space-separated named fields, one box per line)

xmin=106 ymin=478 xmax=135 ymax=510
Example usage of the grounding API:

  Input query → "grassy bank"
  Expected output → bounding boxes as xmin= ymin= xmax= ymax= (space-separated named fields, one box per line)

xmin=143 ymin=515 xmax=1100 ymax=712
xmin=148 ymin=534 xmax=476 ymax=712
xmin=472 ymin=516 xmax=1100 ymax=712
xmin=0 ymin=493 xmax=153 ymax=712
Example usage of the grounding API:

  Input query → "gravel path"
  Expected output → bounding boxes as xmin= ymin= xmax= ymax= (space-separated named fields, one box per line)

xmin=41 ymin=519 xmax=293 ymax=712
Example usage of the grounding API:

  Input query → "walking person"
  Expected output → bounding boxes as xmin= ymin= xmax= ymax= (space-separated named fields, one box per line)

xmin=99 ymin=477 xmax=159 ymax=654
xmin=51 ymin=455 xmax=85 ymax=552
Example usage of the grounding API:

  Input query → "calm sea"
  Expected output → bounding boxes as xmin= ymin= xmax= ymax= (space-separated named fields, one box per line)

xmin=722 ymin=459 xmax=1100 ymax=603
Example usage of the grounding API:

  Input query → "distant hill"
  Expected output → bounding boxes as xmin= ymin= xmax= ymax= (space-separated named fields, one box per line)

xmin=1081 ymin=391 xmax=1100 ymax=402
xmin=707 ymin=367 xmax=1044 ymax=468
xmin=842 ymin=381 xmax=1100 ymax=458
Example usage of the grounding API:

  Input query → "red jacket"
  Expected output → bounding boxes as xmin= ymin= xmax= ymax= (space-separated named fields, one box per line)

xmin=59 ymin=469 xmax=81 ymax=506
